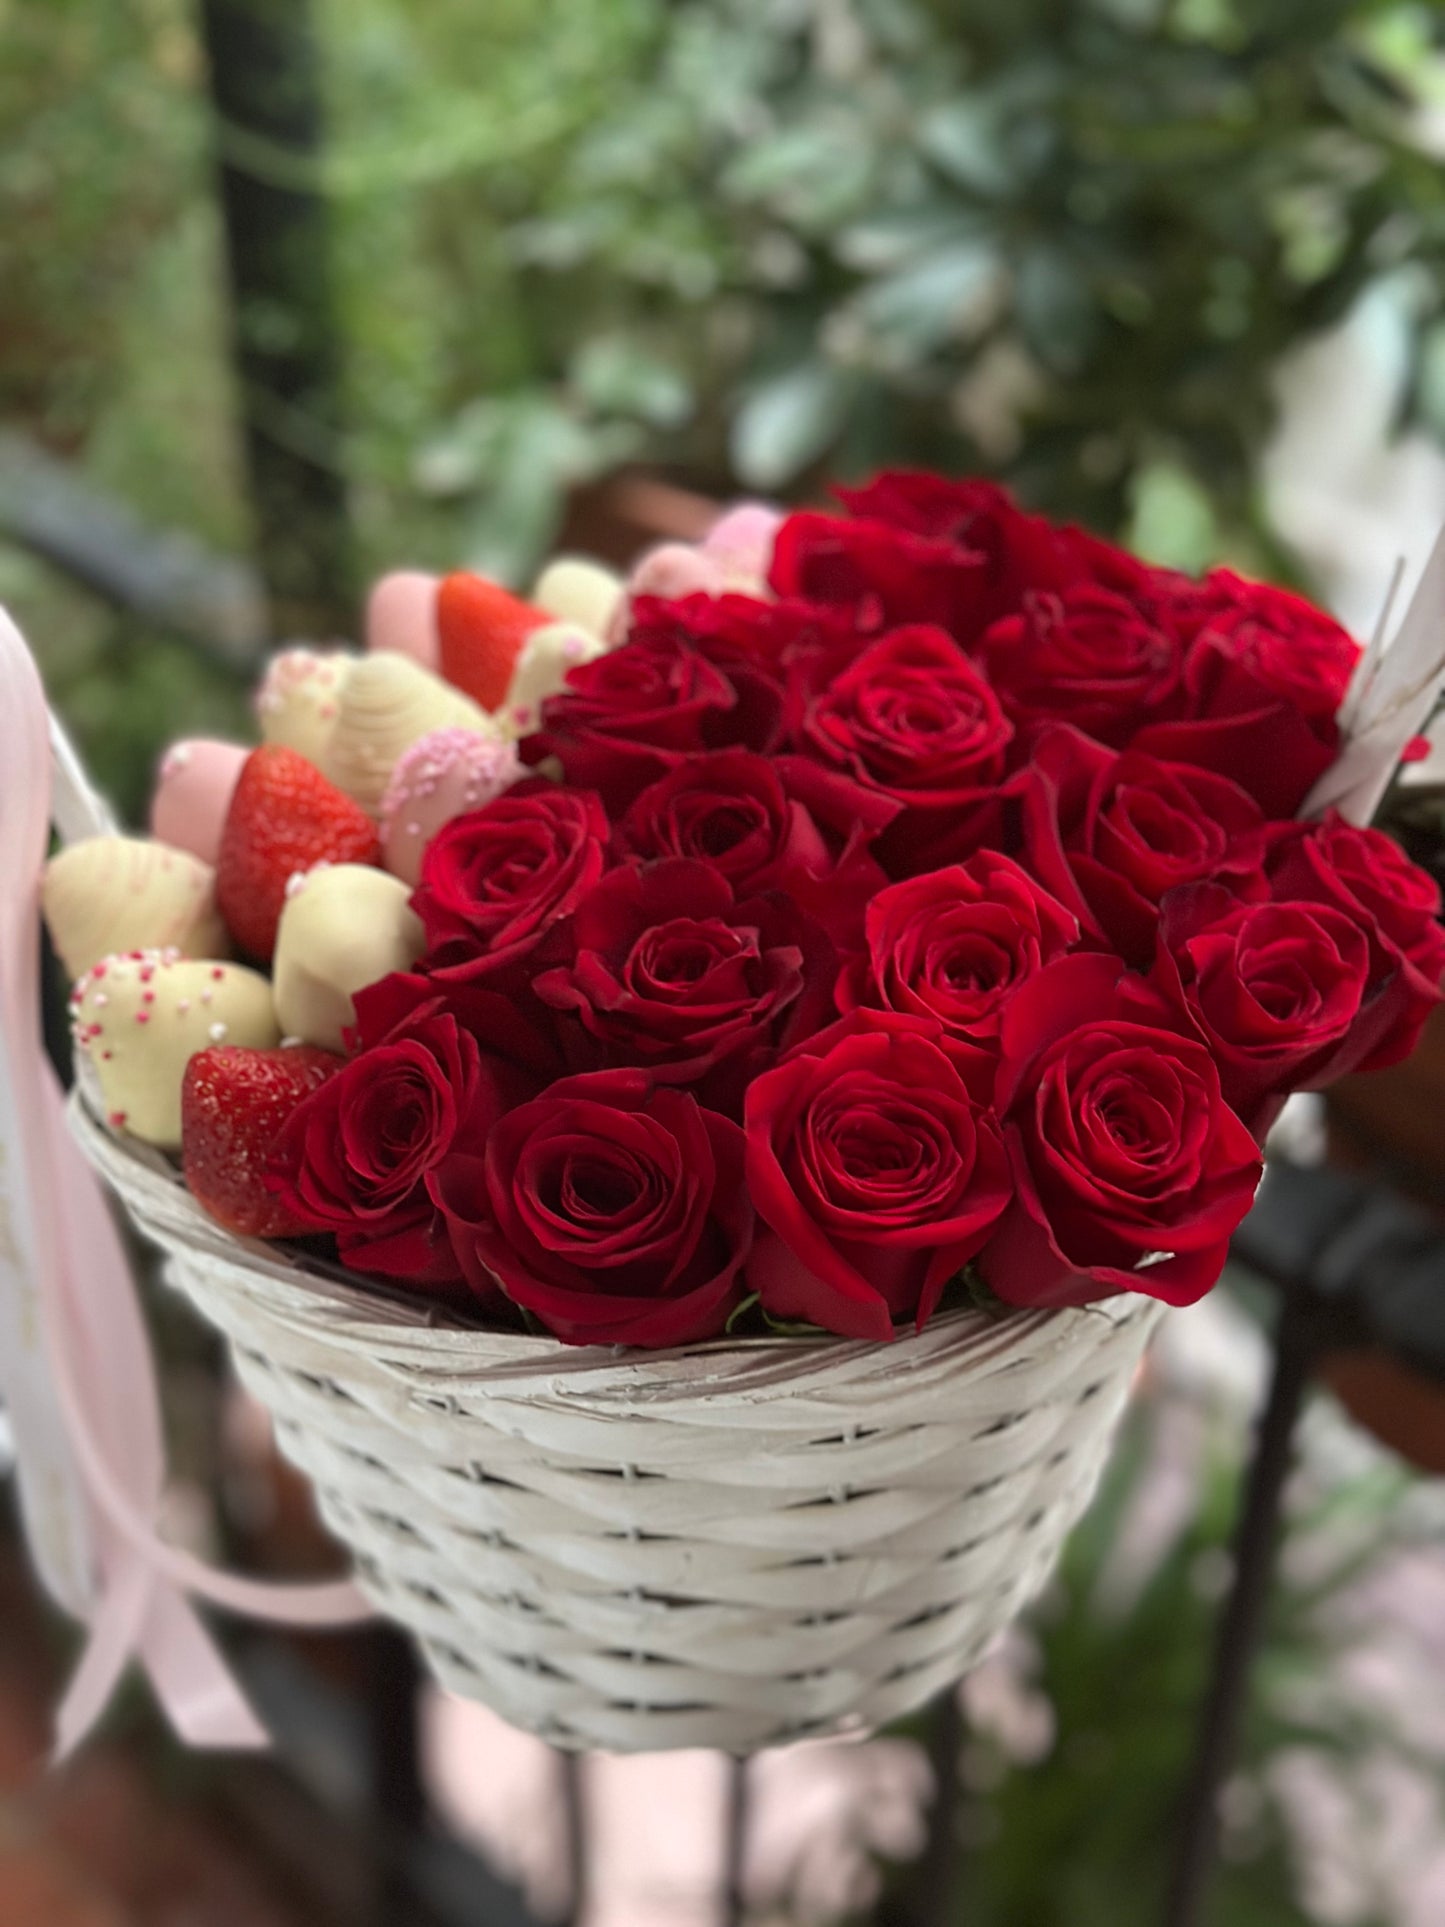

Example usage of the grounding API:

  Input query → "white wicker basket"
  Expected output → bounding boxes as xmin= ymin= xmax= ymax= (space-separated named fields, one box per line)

xmin=71 ymin=1082 xmax=1162 ymax=1755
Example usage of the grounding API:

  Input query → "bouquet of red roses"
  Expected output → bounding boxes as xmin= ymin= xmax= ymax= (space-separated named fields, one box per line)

xmin=55 ymin=474 xmax=1445 ymax=1350
xmin=37 ymin=471 xmax=1445 ymax=1758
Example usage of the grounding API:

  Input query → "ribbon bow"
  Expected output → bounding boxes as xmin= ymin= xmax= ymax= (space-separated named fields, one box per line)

xmin=0 ymin=607 xmax=369 ymax=1761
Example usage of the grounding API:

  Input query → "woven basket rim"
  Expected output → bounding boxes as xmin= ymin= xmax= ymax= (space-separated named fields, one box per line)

xmin=70 ymin=1069 xmax=1148 ymax=1398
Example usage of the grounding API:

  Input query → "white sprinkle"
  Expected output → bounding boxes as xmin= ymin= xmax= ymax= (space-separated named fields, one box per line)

xmin=208 ymin=1022 xmax=228 ymax=1043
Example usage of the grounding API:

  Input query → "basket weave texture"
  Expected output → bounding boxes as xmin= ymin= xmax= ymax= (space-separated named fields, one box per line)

xmin=72 ymin=1088 xmax=1161 ymax=1754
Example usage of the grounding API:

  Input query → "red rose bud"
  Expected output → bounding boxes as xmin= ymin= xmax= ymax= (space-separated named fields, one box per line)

xmin=1016 ymin=724 xmax=1267 ymax=966
xmin=840 ymin=852 xmax=1078 ymax=1076
xmin=628 ymin=590 xmax=851 ymax=709
xmin=1155 ymin=889 xmax=1376 ymax=1132
xmin=266 ymin=1005 xmax=508 ymax=1290
xmin=744 ymin=1008 xmax=1011 ymax=1341
xmin=980 ymin=953 xmax=1262 ymax=1311
xmin=794 ymin=625 xmax=1013 ymax=874
xmin=411 ymin=781 xmax=610 ymax=979
xmin=775 ymin=474 xmax=1147 ymax=645
xmin=615 ymin=747 xmax=896 ymax=947
xmin=431 ymin=1069 xmax=753 ymax=1347
xmin=1132 ymin=569 xmax=1361 ymax=818
xmin=1264 ymin=813 xmax=1445 ymax=1072
xmin=525 ymin=609 xmax=786 ymax=811
xmin=533 ymin=857 xmax=835 ymax=1113
xmin=977 ymin=582 xmax=1185 ymax=746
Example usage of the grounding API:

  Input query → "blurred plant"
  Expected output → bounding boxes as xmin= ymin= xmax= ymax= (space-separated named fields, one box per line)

xmin=324 ymin=0 xmax=1445 ymax=578
xmin=9 ymin=0 xmax=1445 ymax=791
xmin=0 ymin=0 xmax=201 ymax=449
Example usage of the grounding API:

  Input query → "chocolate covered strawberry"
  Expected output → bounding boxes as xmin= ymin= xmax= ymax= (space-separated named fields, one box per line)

xmin=437 ymin=571 xmax=549 ymax=710
xmin=217 ymin=745 xmax=380 ymax=960
xmin=182 ymin=1044 xmax=342 ymax=1238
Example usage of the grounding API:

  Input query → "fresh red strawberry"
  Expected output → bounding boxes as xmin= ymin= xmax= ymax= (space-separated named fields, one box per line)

xmin=437 ymin=571 xmax=550 ymax=710
xmin=217 ymin=745 xmax=380 ymax=960
xmin=182 ymin=1044 xmax=342 ymax=1238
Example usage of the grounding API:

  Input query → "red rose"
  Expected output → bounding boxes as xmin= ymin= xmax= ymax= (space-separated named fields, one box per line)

xmin=1152 ymin=888 xmax=1375 ymax=1132
xmin=1264 ymin=813 xmax=1445 ymax=1071
xmin=347 ymin=968 xmax=564 ymax=1084
xmin=1017 ymin=724 xmax=1267 ymax=965
xmin=768 ymin=511 xmax=990 ymax=643
xmin=744 ymin=1009 xmax=1010 ymax=1341
xmin=267 ymin=998 xmax=501 ymax=1288
xmin=615 ymin=748 xmax=897 ymax=947
xmin=1133 ymin=571 xmax=1361 ymax=818
xmin=840 ymin=853 xmax=1078 ymax=1073
xmin=977 ymin=583 xmax=1185 ymax=745
xmin=411 ymin=781 xmax=609 ymax=977
xmin=795 ymin=625 xmax=1013 ymax=873
xmin=534 ymin=858 xmax=831 ymax=1110
xmin=526 ymin=606 xmax=787 ymax=810
xmin=628 ymin=590 xmax=857 ymax=706
xmin=835 ymin=471 xmax=1149 ymax=632
xmin=431 ymin=1069 xmax=752 ymax=1347
xmin=979 ymin=953 xmax=1262 ymax=1309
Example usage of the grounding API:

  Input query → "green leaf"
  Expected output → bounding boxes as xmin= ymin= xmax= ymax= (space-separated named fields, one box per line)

xmin=1016 ymin=246 xmax=1098 ymax=373
xmin=854 ymin=242 xmax=1003 ymax=356
xmin=760 ymin=1309 xmax=831 ymax=1337
xmin=570 ymin=335 xmax=693 ymax=428
xmin=835 ymin=207 xmax=983 ymax=274
xmin=917 ymin=100 xmax=1016 ymax=198
xmin=724 ymin=1292 xmax=761 ymax=1335
xmin=1127 ymin=459 xmax=1219 ymax=574
xmin=730 ymin=360 xmax=855 ymax=488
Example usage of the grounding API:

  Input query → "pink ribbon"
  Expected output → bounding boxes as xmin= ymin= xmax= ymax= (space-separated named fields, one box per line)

xmin=0 ymin=609 xmax=370 ymax=1761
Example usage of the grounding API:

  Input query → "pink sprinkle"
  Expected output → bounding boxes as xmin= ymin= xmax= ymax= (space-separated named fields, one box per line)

xmin=101 ymin=1051 xmax=113 ymax=1062
xmin=135 ymin=1011 xmax=150 ymax=1025
xmin=201 ymin=989 xmax=213 ymax=1005
xmin=211 ymin=967 xmax=225 ymax=981
xmin=142 ymin=991 xmax=155 ymax=1005
xmin=108 ymin=1111 xmax=127 ymax=1129
xmin=93 ymin=993 xmax=108 ymax=1009
xmin=177 ymin=999 xmax=191 ymax=1015
xmin=139 ymin=966 xmax=154 ymax=985
xmin=92 ymin=963 xmax=107 ymax=980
